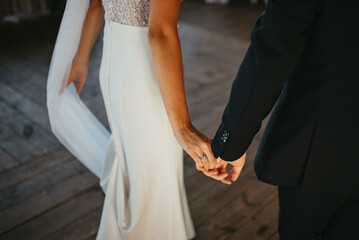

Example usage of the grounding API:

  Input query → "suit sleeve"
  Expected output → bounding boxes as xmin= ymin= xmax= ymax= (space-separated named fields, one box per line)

xmin=211 ymin=0 xmax=322 ymax=161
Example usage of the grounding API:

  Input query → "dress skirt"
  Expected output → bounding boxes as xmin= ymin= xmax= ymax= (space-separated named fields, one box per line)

xmin=96 ymin=19 xmax=195 ymax=240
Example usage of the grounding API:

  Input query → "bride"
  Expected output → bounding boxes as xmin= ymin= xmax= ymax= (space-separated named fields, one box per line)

xmin=47 ymin=0 xmax=221 ymax=239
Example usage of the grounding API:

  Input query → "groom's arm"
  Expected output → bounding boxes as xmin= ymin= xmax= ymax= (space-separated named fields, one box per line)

xmin=211 ymin=0 xmax=322 ymax=161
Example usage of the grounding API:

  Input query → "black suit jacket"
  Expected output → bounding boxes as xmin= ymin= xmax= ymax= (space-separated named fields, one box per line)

xmin=211 ymin=0 xmax=359 ymax=195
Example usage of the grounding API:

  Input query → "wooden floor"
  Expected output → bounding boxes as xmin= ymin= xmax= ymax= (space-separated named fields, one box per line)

xmin=0 ymin=1 xmax=280 ymax=239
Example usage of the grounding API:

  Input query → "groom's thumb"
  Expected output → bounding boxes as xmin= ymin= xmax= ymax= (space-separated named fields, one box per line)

xmin=229 ymin=165 xmax=243 ymax=182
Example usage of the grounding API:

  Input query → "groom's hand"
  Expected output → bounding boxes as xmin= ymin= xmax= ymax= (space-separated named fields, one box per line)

xmin=196 ymin=153 xmax=246 ymax=185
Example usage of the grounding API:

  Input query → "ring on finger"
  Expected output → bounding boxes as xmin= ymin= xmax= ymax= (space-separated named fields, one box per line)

xmin=199 ymin=155 xmax=207 ymax=160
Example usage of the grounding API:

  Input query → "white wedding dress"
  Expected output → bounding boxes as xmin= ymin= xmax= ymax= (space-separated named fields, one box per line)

xmin=46 ymin=0 xmax=195 ymax=239
xmin=97 ymin=0 xmax=195 ymax=239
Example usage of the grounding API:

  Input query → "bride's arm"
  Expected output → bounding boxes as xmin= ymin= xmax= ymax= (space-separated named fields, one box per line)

xmin=67 ymin=0 xmax=105 ymax=94
xmin=148 ymin=0 xmax=217 ymax=170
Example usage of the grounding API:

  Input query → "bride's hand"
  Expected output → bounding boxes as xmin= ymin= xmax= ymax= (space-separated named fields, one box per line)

xmin=173 ymin=122 xmax=218 ymax=170
xmin=66 ymin=58 xmax=89 ymax=94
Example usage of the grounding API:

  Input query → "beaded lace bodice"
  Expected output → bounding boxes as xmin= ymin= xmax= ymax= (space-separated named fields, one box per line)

xmin=102 ymin=0 xmax=150 ymax=27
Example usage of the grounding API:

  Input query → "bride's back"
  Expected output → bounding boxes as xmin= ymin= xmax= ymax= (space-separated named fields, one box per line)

xmin=102 ymin=0 xmax=150 ymax=27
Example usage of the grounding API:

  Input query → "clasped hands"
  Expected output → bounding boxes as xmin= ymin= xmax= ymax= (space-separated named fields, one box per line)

xmin=174 ymin=122 xmax=246 ymax=185
xmin=196 ymin=153 xmax=246 ymax=185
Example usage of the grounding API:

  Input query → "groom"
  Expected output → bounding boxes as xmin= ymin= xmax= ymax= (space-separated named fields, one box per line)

xmin=198 ymin=0 xmax=359 ymax=239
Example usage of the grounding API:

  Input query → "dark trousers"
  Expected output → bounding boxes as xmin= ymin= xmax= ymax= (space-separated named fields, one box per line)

xmin=278 ymin=185 xmax=359 ymax=240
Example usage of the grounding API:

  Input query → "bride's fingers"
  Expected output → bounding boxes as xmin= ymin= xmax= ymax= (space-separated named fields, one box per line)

xmin=202 ymin=143 xmax=217 ymax=170
xmin=205 ymin=170 xmax=228 ymax=180
xmin=195 ymin=149 xmax=210 ymax=170
xmin=195 ymin=163 xmax=203 ymax=171
xmin=212 ymin=165 xmax=232 ymax=185
xmin=196 ymin=165 xmax=217 ymax=176
xmin=196 ymin=165 xmax=216 ymax=173
xmin=201 ymin=158 xmax=210 ymax=170
xmin=199 ymin=166 xmax=229 ymax=181
xmin=206 ymin=167 xmax=231 ymax=185
xmin=189 ymin=150 xmax=204 ymax=168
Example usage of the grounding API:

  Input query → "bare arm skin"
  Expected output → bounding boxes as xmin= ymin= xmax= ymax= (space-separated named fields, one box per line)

xmin=67 ymin=0 xmax=105 ymax=94
xmin=148 ymin=0 xmax=217 ymax=170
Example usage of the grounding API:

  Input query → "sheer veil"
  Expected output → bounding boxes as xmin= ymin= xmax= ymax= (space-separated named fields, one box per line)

xmin=46 ymin=0 xmax=110 ymax=179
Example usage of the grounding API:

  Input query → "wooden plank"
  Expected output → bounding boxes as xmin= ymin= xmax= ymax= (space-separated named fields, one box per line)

xmin=179 ymin=24 xmax=244 ymax=85
xmin=187 ymin=82 xmax=232 ymax=120
xmin=12 ymin=47 xmax=53 ymax=76
xmin=179 ymin=2 xmax=263 ymax=44
xmin=0 ymin=66 xmax=46 ymax=106
xmin=190 ymin=102 xmax=227 ymax=135
xmin=0 ymin=148 xmax=72 ymax=191
xmin=87 ymin=233 xmax=98 ymax=240
xmin=188 ymin=80 xmax=232 ymax=105
xmin=183 ymin=75 xmax=202 ymax=94
xmin=183 ymin=153 xmax=198 ymax=179
xmin=268 ymin=232 xmax=280 ymax=240
xmin=0 ymin=171 xmax=99 ymax=234
xmin=0 ymin=81 xmax=51 ymax=132
xmin=0 ymin=159 xmax=85 ymax=212
xmin=193 ymin=182 xmax=277 ymax=240
xmin=0 ymin=148 xmax=19 ymax=173
xmin=0 ymin=189 xmax=104 ymax=240
xmin=0 ymin=101 xmax=61 ymax=154
xmin=224 ymin=197 xmax=279 ymax=240
xmin=0 ymin=125 xmax=40 ymax=164
xmin=189 ymin=174 xmax=271 ymax=226
xmin=43 ymin=207 xmax=102 ymax=240
xmin=185 ymin=158 xmax=254 ymax=204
